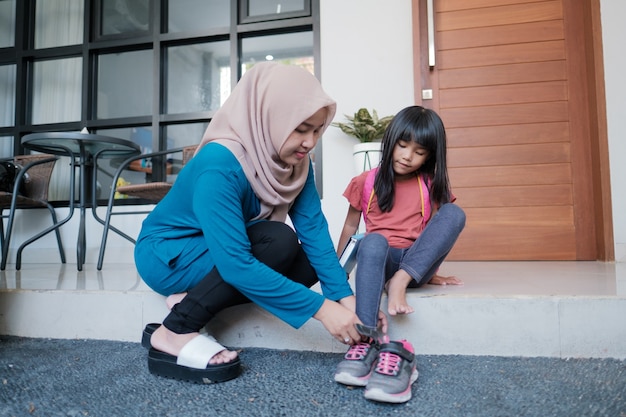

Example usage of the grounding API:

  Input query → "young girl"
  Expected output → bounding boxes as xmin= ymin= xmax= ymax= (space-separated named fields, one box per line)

xmin=334 ymin=105 xmax=466 ymax=403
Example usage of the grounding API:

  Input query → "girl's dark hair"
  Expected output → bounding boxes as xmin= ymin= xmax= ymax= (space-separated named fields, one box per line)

xmin=374 ymin=105 xmax=451 ymax=212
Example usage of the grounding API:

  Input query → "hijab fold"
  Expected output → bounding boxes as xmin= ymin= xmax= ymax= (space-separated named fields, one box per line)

xmin=196 ymin=62 xmax=336 ymax=221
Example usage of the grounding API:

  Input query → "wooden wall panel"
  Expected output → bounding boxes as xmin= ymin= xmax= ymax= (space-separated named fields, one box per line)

xmin=439 ymin=61 xmax=567 ymax=89
xmin=438 ymin=20 xmax=565 ymax=50
xmin=438 ymin=40 xmax=566 ymax=68
xmin=439 ymin=1 xmax=563 ymax=31
xmin=419 ymin=0 xmax=597 ymax=260
xmin=450 ymin=225 xmax=576 ymax=260
xmin=447 ymin=122 xmax=569 ymax=147
xmin=461 ymin=206 xmax=574 ymax=225
xmin=450 ymin=164 xmax=572 ymax=187
xmin=453 ymin=184 xmax=572 ymax=207
xmin=448 ymin=142 xmax=570 ymax=167
xmin=441 ymin=102 xmax=569 ymax=128
xmin=439 ymin=0 xmax=551 ymax=12
xmin=440 ymin=81 xmax=568 ymax=108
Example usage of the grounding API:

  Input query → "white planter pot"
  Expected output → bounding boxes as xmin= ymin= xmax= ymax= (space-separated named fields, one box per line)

xmin=353 ymin=141 xmax=382 ymax=174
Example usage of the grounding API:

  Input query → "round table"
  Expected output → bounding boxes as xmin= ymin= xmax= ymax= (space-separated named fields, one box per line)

xmin=22 ymin=132 xmax=141 ymax=271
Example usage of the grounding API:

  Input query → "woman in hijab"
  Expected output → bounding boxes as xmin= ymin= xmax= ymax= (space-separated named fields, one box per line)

xmin=134 ymin=62 xmax=363 ymax=383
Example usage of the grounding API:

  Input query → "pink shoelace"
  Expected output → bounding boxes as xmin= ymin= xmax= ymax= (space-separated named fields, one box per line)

xmin=344 ymin=342 xmax=371 ymax=361
xmin=374 ymin=351 xmax=401 ymax=376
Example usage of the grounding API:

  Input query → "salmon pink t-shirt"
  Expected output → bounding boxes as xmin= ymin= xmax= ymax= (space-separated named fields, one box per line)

xmin=343 ymin=171 xmax=427 ymax=249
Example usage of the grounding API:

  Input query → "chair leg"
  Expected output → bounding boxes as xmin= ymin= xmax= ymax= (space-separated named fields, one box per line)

xmin=14 ymin=204 xmax=69 ymax=270
xmin=49 ymin=206 xmax=66 ymax=263
xmin=1 ymin=196 xmax=19 ymax=270
xmin=0 ymin=212 xmax=5 ymax=268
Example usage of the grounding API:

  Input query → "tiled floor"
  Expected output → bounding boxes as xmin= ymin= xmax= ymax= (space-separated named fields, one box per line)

xmin=1 ymin=260 xmax=624 ymax=296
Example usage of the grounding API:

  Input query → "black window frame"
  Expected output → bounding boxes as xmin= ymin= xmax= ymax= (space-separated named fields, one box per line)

xmin=0 ymin=0 xmax=323 ymax=202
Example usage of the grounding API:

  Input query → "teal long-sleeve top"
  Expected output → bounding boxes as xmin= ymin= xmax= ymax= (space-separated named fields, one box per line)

xmin=134 ymin=143 xmax=353 ymax=329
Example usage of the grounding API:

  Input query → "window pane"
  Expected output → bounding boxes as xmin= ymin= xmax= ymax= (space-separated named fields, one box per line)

xmin=0 ymin=64 xmax=16 ymax=127
xmin=93 ymin=126 xmax=153 ymax=198
xmin=0 ymin=136 xmax=13 ymax=157
xmin=35 ymin=0 xmax=84 ymax=49
xmin=0 ymin=0 xmax=16 ymax=48
xmin=168 ymin=0 xmax=229 ymax=33
xmin=248 ymin=0 xmax=305 ymax=16
xmin=166 ymin=123 xmax=208 ymax=149
xmin=167 ymin=41 xmax=230 ymax=114
xmin=241 ymin=31 xmax=313 ymax=74
xmin=32 ymin=58 xmax=82 ymax=124
xmin=101 ymin=0 xmax=150 ymax=36
xmin=97 ymin=50 xmax=152 ymax=119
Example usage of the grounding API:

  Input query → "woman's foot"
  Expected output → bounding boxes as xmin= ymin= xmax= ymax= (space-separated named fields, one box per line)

xmin=150 ymin=325 xmax=238 ymax=365
xmin=386 ymin=271 xmax=414 ymax=316
xmin=166 ymin=292 xmax=187 ymax=310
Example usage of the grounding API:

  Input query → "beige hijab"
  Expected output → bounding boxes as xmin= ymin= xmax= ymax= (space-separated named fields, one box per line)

xmin=195 ymin=62 xmax=337 ymax=221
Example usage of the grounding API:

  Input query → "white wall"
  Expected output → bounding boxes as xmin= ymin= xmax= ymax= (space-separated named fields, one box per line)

xmin=600 ymin=0 xmax=626 ymax=262
xmin=319 ymin=0 xmax=415 ymax=245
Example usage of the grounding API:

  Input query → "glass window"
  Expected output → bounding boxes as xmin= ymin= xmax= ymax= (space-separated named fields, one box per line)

xmin=101 ymin=0 xmax=150 ymax=36
xmin=165 ymin=122 xmax=208 ymax=149
xmin=93 ymin=126 xmax=153 ymax=198
xmin=0 ymin=136 xmax=13 ymax=158
xmin=32 ymin=58 xmax=82 ymax=124
xmin=166 ymin=41 xmax=230 ymax=114
xmin=241 ymin=31 xmax=313 ymax=74
xmin=97 ymin=50 xmax=152 ymax=119
xmin=0 ymin=0 xmax=16 ymax=48
xmin=35 ymin=0 xmax=84 ymax=49
xmin=168 ymin=0 xmax=230 ymax=33
xmin=248 ymin=0 xmax=306 ymax=16
xmin=0 ymin=64 xmax=16 ymax=127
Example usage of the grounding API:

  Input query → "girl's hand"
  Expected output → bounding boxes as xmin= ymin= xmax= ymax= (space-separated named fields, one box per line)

xmin=428 ymin=273 xmax=463 ymax=286
xmin=314 ymin=299 xmax=361 ymax=345
xmin=377 ymin=310 xmax=388 ymax=335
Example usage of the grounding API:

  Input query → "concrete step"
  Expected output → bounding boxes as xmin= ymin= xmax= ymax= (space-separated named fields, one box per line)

xmin=1 ymin=261 xmax=624 ymax=359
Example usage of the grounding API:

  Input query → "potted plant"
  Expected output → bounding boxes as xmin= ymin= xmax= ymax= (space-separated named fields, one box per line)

xmin=332 ymin=108 xmax=394 ymax=173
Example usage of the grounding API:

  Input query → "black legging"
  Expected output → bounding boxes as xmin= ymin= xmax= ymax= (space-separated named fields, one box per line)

xmin=163 ymin=221 xmax=318 ymax=334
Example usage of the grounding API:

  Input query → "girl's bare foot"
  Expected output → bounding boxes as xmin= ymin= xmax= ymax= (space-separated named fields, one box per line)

xmin=428 ymin=274 xmax=463 ymax=286
xmin=150 ymin=325 xmax=238 ymax=365
xmin=166 ymin=292 xmax=187 ymax=310
xmin=386 ymin=270 xmax=414 ymax=316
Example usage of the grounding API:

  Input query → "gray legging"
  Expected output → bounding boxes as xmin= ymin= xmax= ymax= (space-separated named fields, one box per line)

xmin=355 ymin=203 xmax=466 ymax=328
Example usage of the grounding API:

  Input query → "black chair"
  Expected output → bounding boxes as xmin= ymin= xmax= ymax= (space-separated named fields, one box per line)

xmin=0 ymin=154 xmax=74 ymax=270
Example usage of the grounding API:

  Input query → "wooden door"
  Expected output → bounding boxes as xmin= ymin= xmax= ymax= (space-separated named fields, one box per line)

xmin=412 ymin=0 xmax=612 ymax=260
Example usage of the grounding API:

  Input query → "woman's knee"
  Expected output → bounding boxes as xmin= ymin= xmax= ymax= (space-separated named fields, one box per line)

xmin=247 ymin=221 xmax=299 ymax=264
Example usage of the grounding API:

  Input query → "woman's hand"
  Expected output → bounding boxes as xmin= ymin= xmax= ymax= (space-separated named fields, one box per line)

xmin=314 ymin=299 xmax=361 ymax=345
xmin=338 ymin=295 xmax=356 ymax=312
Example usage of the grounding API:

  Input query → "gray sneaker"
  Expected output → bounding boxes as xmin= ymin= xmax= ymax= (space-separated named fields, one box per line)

xmin=363 ymin=340 xmax=418 ymax=403
xmin=334 ymin=340 xmax=380 ymax=387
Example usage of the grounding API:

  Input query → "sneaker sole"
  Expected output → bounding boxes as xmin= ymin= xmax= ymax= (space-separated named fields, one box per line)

xmin=334 ymin=371 xmax=371 ymax=387
xmin=363 ymin=368 xmax=419 ymax=403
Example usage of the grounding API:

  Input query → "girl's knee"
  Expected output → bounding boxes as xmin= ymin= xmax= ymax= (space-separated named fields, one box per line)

xmin=440 ymin=204 xmax=466 ymax=230
xmin=359 ymin=233 xmax=389 ymax=255
xmin=361 ymin=232 xmax=387 ymax=246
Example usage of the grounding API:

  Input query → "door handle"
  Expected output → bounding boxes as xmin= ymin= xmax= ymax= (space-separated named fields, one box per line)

xmin=427 ymin=0 xmax=435 ymax=67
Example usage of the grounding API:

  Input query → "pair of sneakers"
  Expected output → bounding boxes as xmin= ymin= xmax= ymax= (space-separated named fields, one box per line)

xmin=334 ymin=337 xmax=419 ymax=403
